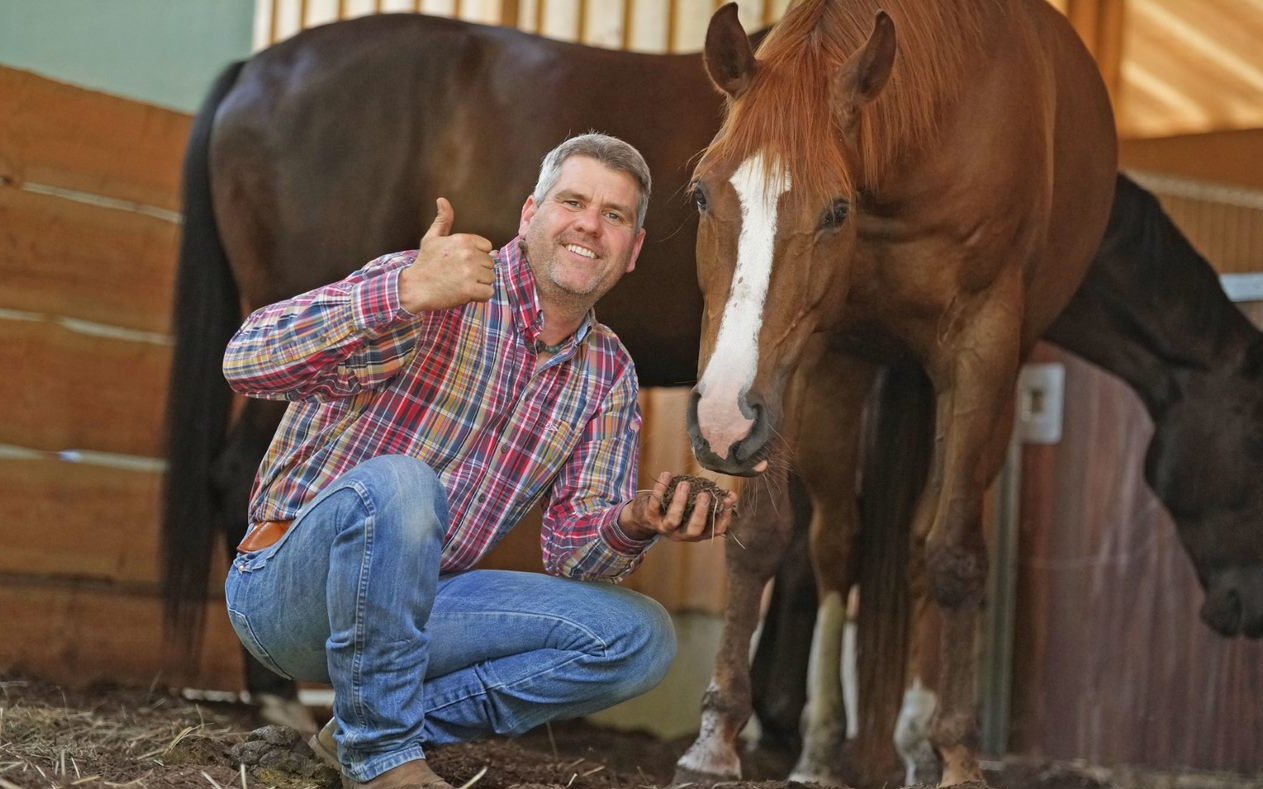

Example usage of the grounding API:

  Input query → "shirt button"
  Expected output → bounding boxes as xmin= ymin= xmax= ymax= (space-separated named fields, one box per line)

xmin=478 ymin=494 xmax=487 ymax=502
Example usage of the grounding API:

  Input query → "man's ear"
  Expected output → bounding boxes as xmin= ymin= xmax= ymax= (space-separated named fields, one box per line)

xmin=519 ymin=195 xmax=538 ymax=236
xmin=626 ymin=227 xmax=646 ymax=273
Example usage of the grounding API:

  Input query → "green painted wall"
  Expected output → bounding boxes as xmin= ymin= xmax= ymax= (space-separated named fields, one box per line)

xmin=0 ymin=0 xmax=255 ymax=113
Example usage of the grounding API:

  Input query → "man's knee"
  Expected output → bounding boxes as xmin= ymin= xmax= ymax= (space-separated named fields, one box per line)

xmin=607 ymin=591 xmax=677 ymax=699
xmin=339 ymin=455 xmax=448 ymax=546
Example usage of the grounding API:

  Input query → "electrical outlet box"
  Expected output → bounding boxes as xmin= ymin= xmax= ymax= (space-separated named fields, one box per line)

xmin=1016 ymin=363 xmax=1064 ymax=445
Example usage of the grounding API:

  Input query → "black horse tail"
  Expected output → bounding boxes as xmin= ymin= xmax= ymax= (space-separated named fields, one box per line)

xmin=161 ymin=60 xmax=247 ymax=657
xmin=853 ymin=363 xmax=935 ymax=783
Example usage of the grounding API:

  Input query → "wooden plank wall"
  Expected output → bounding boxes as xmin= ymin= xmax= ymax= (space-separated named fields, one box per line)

xmin=1008 ymin=237 xmax=1263 ymax=770
xmin=0 ymin=66 xmax=726 ymax=693
xmin=0 ymin=67 xmax=244 ymax=689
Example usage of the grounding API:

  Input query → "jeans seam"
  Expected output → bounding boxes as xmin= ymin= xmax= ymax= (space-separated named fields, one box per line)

xmin=432 ymin=610 xmax=611 ymax=655
xmin=344 ymin=483 xmax=377 ymax=733
xmin=423 ymin=650 xmax=591 ymax=714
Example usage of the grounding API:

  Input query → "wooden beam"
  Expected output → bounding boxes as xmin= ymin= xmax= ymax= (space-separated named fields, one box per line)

xmin=0 ymin=317 xmax=171 ymax=457
xmin=0 ymin=460 xmax=166 ymax=584
xmin=0 ymin=186 xmax=178 ymax=333
xmin=0 ymin=68 xmax=191 ymax=211
xmin=0 ymin=575 xmax=242 ymax=690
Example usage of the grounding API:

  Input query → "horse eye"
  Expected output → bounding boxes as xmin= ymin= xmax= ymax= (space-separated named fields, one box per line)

xmin=821 ymin=199 xmax=850 ymax=229
xmin=692 ymin=187 xmax=709 ymax=214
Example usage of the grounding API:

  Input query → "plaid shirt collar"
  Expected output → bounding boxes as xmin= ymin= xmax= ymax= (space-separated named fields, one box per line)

xmin=503 ymin=236 xmax=594 ymax=354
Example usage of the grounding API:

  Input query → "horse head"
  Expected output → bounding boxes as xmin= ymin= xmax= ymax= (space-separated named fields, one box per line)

xmin=1147 ymin=340 xmax=1263 ymax=637
xmin=686 ymin=2 xmax=895 ymax=476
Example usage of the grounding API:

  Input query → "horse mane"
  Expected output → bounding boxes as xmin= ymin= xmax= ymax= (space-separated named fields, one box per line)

xmin=702 ymin=0 xmax=997 ymax=200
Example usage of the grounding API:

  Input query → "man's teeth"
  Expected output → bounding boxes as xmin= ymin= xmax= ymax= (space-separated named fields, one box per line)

xmin=565 ymin=244 xmax=596 ymax=259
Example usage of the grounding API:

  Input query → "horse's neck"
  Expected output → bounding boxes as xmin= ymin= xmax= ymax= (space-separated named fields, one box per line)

xmin=1046 ymin=176 xmax=1258 ymax=416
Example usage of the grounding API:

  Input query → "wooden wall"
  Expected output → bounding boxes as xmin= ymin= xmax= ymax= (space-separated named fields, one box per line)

xmin=1007 ymin=167 xmax=1263 ymax=771
xmin=0 ymin=66 xmax=726 ymax=692
xmin=0 ymin=66 xmax=243 ymax=689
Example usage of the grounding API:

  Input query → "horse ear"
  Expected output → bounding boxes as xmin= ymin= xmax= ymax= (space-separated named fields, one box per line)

xmin=832 ymin=10 xmax=896 ymax=133
xmin=705 ymin=3 xmax=756 ymax=98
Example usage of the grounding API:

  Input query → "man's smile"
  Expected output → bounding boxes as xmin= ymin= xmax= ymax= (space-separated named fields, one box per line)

xmin=563 ymin=242 xmax=598 ymax=260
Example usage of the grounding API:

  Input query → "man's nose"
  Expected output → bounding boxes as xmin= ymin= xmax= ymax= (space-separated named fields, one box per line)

xmin=573 ymin=206 xmax=602 ymax=235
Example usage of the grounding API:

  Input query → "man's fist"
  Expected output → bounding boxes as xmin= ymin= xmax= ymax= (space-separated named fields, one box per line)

xmin=399 ymin=197 xmax=497 ymax=313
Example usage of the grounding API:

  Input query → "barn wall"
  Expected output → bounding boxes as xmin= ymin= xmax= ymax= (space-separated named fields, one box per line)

xmin=1007 ymin=160 xmax=1263 ymax=772
xmin=0 ymin=66 xmax=242 ymax=688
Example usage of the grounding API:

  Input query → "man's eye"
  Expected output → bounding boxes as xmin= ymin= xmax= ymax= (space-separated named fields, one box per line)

xmin=605 ymin=212 xmax=625 ymax=223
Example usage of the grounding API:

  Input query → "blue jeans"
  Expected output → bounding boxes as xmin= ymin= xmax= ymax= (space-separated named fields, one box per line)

xmin=225 ymin=455 xmax=676 ymax=782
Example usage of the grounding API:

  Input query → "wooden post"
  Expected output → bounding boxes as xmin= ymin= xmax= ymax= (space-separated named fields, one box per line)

xmin=499 ymin=0 xmax=521 ymax=27
xmin=1064 ymin=0 xmax=1127 ymax=107
xmin=621 ymin=0 xmax=634 ymax=50
xmin=666 ymin=0 xmax=679 ymax=52
xmin=269 ymin=0 xmax=282 ymax=45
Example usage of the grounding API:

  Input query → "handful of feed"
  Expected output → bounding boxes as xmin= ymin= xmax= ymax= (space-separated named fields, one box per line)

xmin=660 ymin=474 xmax=735 ymax=529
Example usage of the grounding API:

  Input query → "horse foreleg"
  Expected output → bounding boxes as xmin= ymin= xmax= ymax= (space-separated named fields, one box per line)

xmin=675 ymin=475 xmax=794 ymax=784
xmin=920 ymin=293 xmax=1023 ymax=787
xmin=788 ymin=354 xmax=873 ymax=786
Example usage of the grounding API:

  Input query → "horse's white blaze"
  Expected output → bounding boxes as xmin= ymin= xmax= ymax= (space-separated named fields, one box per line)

xmin=696 ymin=153 xmax=790 ymax=460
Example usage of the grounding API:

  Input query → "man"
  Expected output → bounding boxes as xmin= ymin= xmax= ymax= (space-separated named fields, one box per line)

xmin=222 ymin=133 xmax=736 ymax=789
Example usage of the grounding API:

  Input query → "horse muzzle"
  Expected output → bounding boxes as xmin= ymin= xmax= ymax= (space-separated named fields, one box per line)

xmin=687 ymin=388 xmax=772 ymax=476
xmin=1200 ymin=568 xmax=1263 ymax=638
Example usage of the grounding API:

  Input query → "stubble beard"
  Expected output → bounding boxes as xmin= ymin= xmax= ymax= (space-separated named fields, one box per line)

xmin=522 ymin=234 xmax=614 ymax=315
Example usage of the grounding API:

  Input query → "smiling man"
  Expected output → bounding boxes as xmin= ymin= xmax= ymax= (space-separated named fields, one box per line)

xmin=220 ymin=134 xmax=737 ymax=789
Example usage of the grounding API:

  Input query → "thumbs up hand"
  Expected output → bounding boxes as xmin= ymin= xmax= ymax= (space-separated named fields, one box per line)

xmin=399 ymin=197 xmax=497 ymax=314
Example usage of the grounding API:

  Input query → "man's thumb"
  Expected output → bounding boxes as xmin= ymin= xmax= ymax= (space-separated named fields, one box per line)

xmin=424 ymin=197 xmax=454 ymax=239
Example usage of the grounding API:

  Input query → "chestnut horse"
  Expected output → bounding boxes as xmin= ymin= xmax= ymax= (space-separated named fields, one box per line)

xmin=678 ymin=2 xmax=1114 ymax=786
xmin=749 ymin=172 xmax=1263 ymax=784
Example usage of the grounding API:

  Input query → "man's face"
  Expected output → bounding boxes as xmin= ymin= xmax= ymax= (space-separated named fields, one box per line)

xmin=519 ymin=156 xmax=646 ymax=309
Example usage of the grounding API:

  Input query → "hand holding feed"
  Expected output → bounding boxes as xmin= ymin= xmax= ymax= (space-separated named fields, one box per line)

xmin=619 ymin=471 xmax=738 ymax=543
xmin=399 ymin=197 xmax=497 ymax=313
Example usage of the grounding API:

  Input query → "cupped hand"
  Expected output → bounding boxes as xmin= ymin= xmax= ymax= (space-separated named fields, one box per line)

xmin=619 ymin=471 xmax=738 ymax=543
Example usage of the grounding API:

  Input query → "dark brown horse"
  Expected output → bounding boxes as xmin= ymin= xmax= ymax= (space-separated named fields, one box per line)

xmin=678 ymin=2 xmax=1115 ymax=785
xmin=165 ymin=8 xmax=1262 ymax=786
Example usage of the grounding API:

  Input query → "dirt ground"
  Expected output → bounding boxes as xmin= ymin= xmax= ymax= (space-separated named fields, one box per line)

xmin=1 ymin=676 xmax=1259 ymax=789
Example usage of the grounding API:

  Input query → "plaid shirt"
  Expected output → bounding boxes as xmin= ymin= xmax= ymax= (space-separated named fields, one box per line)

xmin=223 ymin=237 xmax=654 ymax=580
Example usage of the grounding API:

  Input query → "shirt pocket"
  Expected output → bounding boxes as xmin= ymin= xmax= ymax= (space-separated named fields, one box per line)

xmin=516 ymin=415 xmax=580 ymax=500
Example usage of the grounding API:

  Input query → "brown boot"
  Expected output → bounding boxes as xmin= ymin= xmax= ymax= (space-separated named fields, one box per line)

xmin=351 ymin=759 xmax=452 ymax=789
xmin=308 ymin=719 xmax=452 ymax=789
xmin=307 ymin=718 xmax=340 ymax=772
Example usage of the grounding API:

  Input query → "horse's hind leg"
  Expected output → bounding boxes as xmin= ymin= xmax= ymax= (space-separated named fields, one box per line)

xmin=674 ymin=469 xmax=795 ymax=784
xmin=918 ymin=280 xmax=1024 ymax=786
xmin=748 ymin=473 xmax=815 ymax=757
xmin=788 ymin=352 xmax=874 ymax=786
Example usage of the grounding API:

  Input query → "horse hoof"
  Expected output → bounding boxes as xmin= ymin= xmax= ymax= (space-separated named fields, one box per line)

xmin=787 ymin=768 xmax=848 ymax=788
xmin=670 ymin=764 xmax=738 ymax=787
xmin=671 ymin=762 xmax=747 ymax=782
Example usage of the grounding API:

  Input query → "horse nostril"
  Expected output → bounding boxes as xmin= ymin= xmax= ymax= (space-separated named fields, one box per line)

xmin=1201 ymin=587 xmax=1243 ymax=636
xmin=733 ymin=402 xmax=764 ymax=463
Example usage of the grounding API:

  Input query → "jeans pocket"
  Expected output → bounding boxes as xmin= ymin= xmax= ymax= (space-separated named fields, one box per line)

xmin=227 ymin=607 xmax=294 ymax=680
